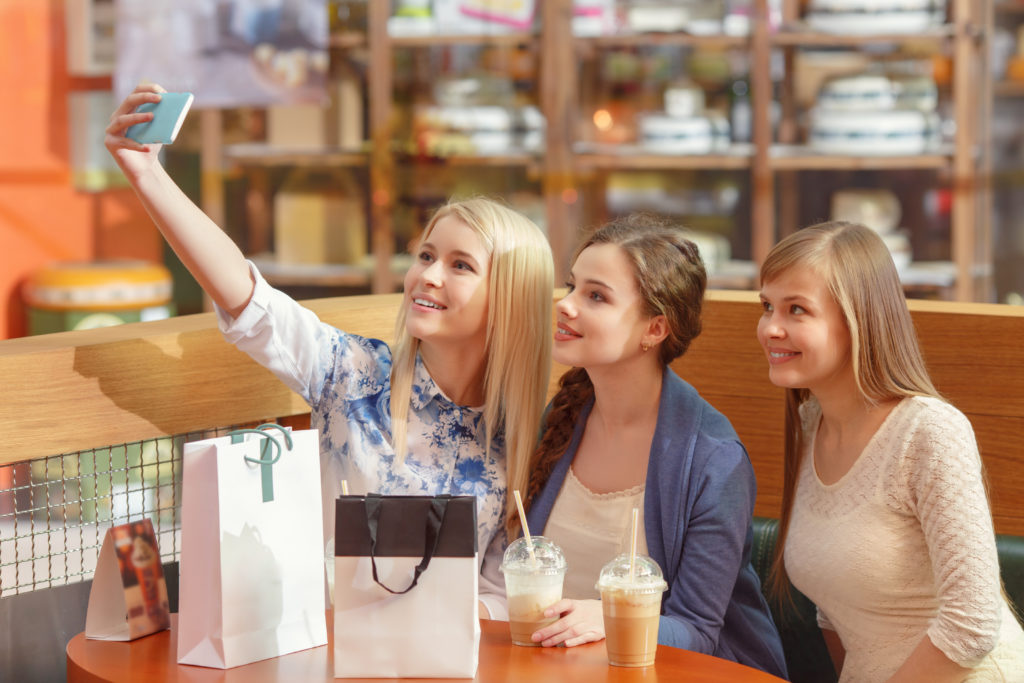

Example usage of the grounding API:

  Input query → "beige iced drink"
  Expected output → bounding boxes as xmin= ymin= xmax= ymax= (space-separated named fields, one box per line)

xmin=596 ymin=554 xmax=668 ymax=667
xmin=500 ymin=536 xmax=567 ymax=646
xmin=602 ymin=588 xmax=663 ymax=666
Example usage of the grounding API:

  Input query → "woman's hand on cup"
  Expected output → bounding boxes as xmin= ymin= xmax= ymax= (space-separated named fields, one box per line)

xmin=532 ymin=598 xmax=605 ymax=647
xmin=105 ymin=83 xmax=166 ymax=180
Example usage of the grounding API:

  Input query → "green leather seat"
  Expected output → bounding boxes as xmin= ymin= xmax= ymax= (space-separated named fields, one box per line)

xmin=751 ymin=517 xmax=1024 ymax=683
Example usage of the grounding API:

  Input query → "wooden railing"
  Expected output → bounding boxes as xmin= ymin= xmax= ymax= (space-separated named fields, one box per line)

xmin=3 ymin=291 xmax=1022 ymax=535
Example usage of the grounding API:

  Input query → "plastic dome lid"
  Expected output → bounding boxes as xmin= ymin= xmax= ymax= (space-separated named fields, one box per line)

xmin=500 ymin=536 xmax=567 ymax=576
xmin=595 ymin=553 xmax=668 ymax=594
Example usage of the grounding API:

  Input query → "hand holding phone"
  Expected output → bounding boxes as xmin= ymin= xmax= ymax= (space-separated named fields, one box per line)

xmin=125 ymin=92 xmax=195 ymax=145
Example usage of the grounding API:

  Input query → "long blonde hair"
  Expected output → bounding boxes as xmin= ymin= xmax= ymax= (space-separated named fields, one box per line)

xmin=390 ymin=197 xmax=554 ymax=532
xmin=763 ymin=221 xmax=941 ymax=601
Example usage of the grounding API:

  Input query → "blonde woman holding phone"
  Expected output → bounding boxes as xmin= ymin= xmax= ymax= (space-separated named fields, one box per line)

xmin=106 ymin=83 xmax=554 ymax=619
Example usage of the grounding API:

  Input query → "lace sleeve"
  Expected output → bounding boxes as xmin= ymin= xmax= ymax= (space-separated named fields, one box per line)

xmin=903 ymin=400 xmax=1002 ymax=667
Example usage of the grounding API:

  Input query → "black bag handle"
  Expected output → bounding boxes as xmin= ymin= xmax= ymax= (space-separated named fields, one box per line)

xmin=365 ymin=494 xmax=449 ymax=595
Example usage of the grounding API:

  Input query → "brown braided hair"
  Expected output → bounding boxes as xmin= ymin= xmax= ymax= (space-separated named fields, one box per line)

xmin=511 ymin=213 xmax=707 ymax=536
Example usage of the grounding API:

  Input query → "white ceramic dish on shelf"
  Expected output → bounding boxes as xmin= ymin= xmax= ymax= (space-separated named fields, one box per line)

xmin=803 ymin=0 xmax=943 ymax=35
xmin=808 ymin=108 xmax=934 ymax=155
xmin=804 ymin=11 xmax=936 ymax=35
xmin=817 ymin=74 xmax=896 ymax=111
xmin=637 ymin=114 xmax=716 ymax=154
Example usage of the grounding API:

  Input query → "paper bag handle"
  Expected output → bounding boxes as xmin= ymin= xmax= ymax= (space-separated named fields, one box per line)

xmin=365 ymin=495 xmax=448 ymax=595
xmin=229 ymin=424 xmax=293 ymax=503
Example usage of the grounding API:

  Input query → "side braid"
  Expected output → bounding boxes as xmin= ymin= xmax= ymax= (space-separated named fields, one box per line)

xmin=507 ymin=367 xmax=594 ymax=536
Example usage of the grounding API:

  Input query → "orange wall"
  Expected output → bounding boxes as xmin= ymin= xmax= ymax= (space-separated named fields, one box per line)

xmin=0 ymin=0 xmax=161 ymax=339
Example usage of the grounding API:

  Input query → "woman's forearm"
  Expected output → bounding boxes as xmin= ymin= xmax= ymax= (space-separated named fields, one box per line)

xmin=130 ymin=162 xmax=254 ymax=317
xmin=885 ymin=635 xmax=969 ymax=683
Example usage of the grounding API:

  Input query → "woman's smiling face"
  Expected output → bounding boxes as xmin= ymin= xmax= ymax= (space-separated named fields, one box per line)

xmin=553 ymin=243 xmax=651 ymax=370
xmin=757 ymin=264 xmax=853 ymax=395
xmin=403 ymin=215 xmax=490 ymax=348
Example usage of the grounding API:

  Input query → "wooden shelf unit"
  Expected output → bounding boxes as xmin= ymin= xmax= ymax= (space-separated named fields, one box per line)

xmin=994 ymin=79 xmax=1024 ymax=96
xmin=768 ymin=146 xmax=954 ymax=171
xmin=770 ymin=24 xmax=954 ymax=47
xmin=750 ymin=0 xmax=991 ymax=301
xmin=573 ymin=144 xmax=755 ymax=172
xmin=200 ymin=0 xmax=992 ymax=301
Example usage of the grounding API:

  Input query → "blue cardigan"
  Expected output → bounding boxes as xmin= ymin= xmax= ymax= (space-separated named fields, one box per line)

xmin=527 ymin=367 xmax=788 ymax=678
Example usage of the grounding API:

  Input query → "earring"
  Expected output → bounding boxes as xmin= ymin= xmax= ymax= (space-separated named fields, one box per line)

xmin=641 ymin=342 xmax=650 ymax=352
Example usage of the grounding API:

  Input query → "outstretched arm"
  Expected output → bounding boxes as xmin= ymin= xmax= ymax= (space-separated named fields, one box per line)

xmin=105 ymin=83 xmax=254 ymax=317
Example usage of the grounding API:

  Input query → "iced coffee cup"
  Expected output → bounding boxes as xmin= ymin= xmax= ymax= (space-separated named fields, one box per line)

xmin=499 ymin=536 xmax=567 ymax=646
xmin=596 ymin=554 xmax=668 ymax=667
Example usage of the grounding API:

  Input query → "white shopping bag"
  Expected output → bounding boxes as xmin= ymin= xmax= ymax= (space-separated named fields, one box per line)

xmin=333 ymin=495 xmax=479 ymax=678
xmin=177 ymin=424 xmax=327 ymax=669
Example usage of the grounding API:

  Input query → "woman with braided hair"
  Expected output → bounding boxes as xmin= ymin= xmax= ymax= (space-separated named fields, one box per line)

xmin=518 ymin=214 xmax=786 ymax=677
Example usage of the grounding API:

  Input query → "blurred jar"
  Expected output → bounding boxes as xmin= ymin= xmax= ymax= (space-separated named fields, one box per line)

xmin=329 ymin=0 xmax=368 ymax=33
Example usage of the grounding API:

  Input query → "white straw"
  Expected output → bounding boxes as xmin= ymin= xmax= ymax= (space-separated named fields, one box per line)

xmin=628 ymin=507 xmax=639 ymax=580
xmin=513 ymin=490 xmax=537 ymax=565
xmin=341 ymin=480 xmax=350 ymax=496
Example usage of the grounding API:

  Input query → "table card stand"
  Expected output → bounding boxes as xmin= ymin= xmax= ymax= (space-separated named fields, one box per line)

xmin=85 ymin=518 xmax=171 ymax=641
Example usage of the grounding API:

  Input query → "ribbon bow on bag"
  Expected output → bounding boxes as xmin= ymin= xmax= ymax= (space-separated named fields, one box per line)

xmin=229 ymin=423 xmax=294 ymax=503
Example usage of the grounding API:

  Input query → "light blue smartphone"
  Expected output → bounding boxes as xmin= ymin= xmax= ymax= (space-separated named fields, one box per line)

xmin=125 ymin=92 xmax=195 ymax=144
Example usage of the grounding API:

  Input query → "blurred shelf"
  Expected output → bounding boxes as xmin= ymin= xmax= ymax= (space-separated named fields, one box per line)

xmin=573 ymin=143 xmax=754 ymax=171
xmin=899 ymin=261 xmax=957 ymax=299
xmin=995 ymin=1 xmax=1024 ymax=14
xmin=223 ymin=143 xmax=369 ymax=167
xmin=769 ymin=145 xmax=952 ymax=170
xmin=708 ymin=260 xmax=758 ymax=291
xmin=329 ymin=32 xmax=368 ymax=49
xmin=396 ymin=150 xmax=541 ymax=168
xmin=994 ymin=80 xmax=1024 ymax=97
xmin=249 ymin=254 xmax=408 ymax=289
xmin=772 ymin=23 xmax=953 ymax=48
xmin=389 ymin=33 xmax=537 ymax=47
xmin=575 ymin=33 xmax=749 ymax=50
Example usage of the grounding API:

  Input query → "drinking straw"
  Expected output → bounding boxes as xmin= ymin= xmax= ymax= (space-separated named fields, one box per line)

xmin=341 ymin=480 xmax=350 ymax=496
xmin=513 ymin=490 xmax=537 ymax=565
xmin=628 ymin=507 xmax=639 ymax=581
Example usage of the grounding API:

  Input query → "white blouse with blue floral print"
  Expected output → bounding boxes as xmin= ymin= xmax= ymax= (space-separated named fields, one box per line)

xmin=216 ymin=263 xmax=509 ymax=618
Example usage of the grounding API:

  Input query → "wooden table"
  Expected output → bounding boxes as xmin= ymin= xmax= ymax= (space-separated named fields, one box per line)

xmin=68 ymin=615 xmax=786 ymax=682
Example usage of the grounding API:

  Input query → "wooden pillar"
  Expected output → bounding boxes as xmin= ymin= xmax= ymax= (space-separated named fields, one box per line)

xmin=750 ymin=0 xmax=775 ymax=271
xmin=541 ymin=0 xmax=578 ymax=284
xmin=368 ymin=0 xmax=395 ymax=293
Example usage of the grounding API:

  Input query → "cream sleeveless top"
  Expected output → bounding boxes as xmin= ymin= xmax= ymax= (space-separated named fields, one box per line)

xmin=543 ymin=467 xmax=647 ymax=600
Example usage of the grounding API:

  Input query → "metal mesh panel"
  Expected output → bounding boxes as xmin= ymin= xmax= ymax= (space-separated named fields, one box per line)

xmin=0 ymin=427 xmax=234 ymax=597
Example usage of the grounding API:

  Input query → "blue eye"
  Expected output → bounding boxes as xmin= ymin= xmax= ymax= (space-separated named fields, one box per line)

xmin=589 ymin=291 xmax=605 ymax=302
xmin=454 ymin=260 xmax=474 ymax=272
xmin=791 ymin=304 xmax=806 ymax=315
xmin=761 ymin=301 xmax=773 ymax=313
xmin=418 ymin=251 xmax=434 ymax=263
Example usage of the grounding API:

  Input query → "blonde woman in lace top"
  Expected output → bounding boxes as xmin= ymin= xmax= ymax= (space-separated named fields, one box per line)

xmin=757 ymin=221 xmax=1024 ymax=682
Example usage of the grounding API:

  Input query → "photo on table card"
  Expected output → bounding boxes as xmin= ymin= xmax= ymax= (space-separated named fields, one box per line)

xmin=85 ymin=518 xmax=171 ymax=641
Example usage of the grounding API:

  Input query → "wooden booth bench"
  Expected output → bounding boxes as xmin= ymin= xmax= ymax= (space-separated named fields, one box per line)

xmin=2 ymin=291 xmax=1023 ymax=682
